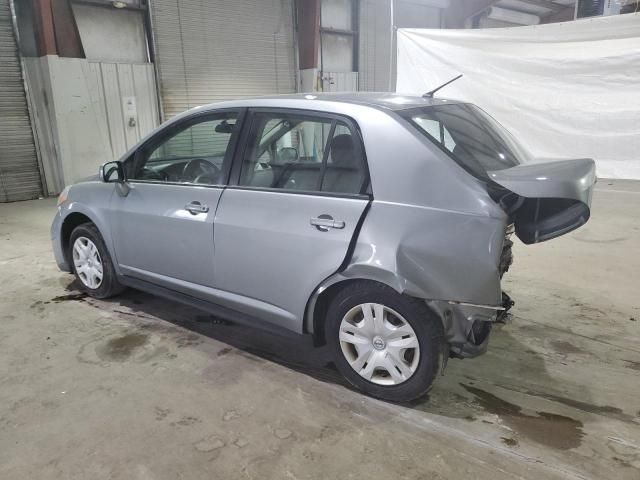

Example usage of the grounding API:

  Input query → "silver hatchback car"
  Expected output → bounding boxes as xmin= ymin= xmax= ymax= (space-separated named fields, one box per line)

xmin=52 ymin=93 xmax=596 ymax=402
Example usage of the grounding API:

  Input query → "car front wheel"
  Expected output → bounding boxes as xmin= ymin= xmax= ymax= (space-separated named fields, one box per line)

xmin=69 ymin=223 xmax=124 ymax=299
xmin=325 ymin=282 xmax=443 ymax=402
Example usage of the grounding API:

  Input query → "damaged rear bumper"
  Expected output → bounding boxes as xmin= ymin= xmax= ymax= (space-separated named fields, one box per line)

xmin=428 ymin=299 xmax=512 ymax=358
xmin=429 ymin=226 xmax=516 ymax=359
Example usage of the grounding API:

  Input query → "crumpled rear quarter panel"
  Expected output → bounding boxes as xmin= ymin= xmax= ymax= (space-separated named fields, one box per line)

xmin=343 ymin=201 xmax=507 ymax=307
xmin=339 ymin=107 xmax=509 ymax=308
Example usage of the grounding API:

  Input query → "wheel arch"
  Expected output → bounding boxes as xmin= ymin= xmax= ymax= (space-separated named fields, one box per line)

xmin=61 ymin=212 xmax=94 ymax=263
xmin=304 ymin=270 xmax=409 ymax=346
xmin=59 ymin=206 xmax=115 ymax=271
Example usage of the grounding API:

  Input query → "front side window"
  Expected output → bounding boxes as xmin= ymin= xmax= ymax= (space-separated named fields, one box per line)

xmin=404 ymin=104 xmax=531 ymax=180
xmin=238 ymin=112 xmax=367 ymax=195
xmin=129 ymin=112 xmax=239 ymax=185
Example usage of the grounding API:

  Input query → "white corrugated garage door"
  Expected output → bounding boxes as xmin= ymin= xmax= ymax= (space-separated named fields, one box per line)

xmin=0 ymin=0 xmax=42 ymax=202
xmin=150 ymin=0 xmax=297 ymax=120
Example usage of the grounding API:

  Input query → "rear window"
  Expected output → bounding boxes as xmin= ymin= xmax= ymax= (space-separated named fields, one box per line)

xmin=403 ymin=104 xmax=531 ymax=180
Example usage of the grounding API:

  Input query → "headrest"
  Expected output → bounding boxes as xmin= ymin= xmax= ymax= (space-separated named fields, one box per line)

xmin=330 ymin=134 xmax=355 ymax=166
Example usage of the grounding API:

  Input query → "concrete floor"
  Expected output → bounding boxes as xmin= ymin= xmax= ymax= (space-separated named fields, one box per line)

xmin=0 ymin=180 xmax=638 ymax=480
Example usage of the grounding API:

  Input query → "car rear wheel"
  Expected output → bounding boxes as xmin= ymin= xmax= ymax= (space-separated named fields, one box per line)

xmin=69 ymin=223 xmax=124 ymax=299
xmin=325 ymin=282 xmax=443 ymax=402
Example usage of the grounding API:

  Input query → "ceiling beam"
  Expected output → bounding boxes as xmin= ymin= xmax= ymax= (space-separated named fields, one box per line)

xmin=505 ymin=0 xmax=566 ymax=15
xmin=541 ymin=5 xmax=575 ymax=23
xmin=444 ymin=0 xmax=496 ymax=28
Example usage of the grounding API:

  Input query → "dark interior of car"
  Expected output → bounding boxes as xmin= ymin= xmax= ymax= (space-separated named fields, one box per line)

xmin=126 ymin=115 xmax=366 ymax=194
xmin=247 ymin=132 xmax=366 ymax=194
xmin=136 ymin=156 xmax=226 ymax=184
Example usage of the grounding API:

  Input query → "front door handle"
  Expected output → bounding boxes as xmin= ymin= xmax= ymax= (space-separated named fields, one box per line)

xmin=185 ymin=201 xmax=209 ymax=215
xmin=310 ymin=215 xmax=345 ymax=232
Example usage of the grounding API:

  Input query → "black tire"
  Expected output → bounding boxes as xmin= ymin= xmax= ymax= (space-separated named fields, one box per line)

xmin=325 ymin=281 xmax=444 ymax=402
xmin=68 ymin=223 xmax=125 ymax=299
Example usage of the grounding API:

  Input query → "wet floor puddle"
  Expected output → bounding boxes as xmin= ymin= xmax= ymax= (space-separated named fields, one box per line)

xmin=623 ymin=360 xmax=640 ymax=371
xmin=549 ymin=340 xmax=584 ymax=355
xmin=96 ymin=333 xmax=150 ymax=361
xmin=50 ymin=292 xmax=88 ymax=302
xmin=461 ymin=384 xmax=584 ymax=450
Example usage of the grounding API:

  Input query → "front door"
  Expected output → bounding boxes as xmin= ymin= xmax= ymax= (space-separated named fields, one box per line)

xmin=212 ymin=109 xmax=371 ymax=332
xmin=110 ymin=110 xmax=241 ymax=292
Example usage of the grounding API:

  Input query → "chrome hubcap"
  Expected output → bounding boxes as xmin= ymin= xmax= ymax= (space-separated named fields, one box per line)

xmin=72 ymin=236 xmax=103 ymax=289
xmin=372 ymin=336 xmax=386 ymax=350
xmin=339 ymin=303 xmax=420 ymax=386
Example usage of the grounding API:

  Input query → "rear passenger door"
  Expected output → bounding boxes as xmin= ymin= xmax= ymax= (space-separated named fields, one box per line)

xmin=212 ymin=109 xmax=370 ymax=332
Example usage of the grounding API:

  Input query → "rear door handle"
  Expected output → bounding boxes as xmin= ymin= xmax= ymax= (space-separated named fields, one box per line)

xmin=185 ymin=201 xmax=209 ymax=215
xmin=310 ymin=216 xmax=345 ymax=231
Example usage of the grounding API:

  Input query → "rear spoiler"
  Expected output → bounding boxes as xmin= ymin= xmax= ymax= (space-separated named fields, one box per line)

xmin=488 ymin=158 xmax=596 ymax=245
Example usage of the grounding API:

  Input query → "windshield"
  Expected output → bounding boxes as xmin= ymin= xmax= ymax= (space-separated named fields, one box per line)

xmin=403 ymin=104 xmax=531 ymax=179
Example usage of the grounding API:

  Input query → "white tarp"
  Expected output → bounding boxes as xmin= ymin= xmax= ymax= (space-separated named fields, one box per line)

xmin=396 ymin=14 xmax=640 ymax=179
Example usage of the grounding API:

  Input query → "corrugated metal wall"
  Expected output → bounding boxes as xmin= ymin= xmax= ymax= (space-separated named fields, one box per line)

xmin=0 ymin=0 xmax=42 ymax=202
xmin=322 ymin=71 xmax=359 ymax=91
xmin=150 ymin=0 xmax=297 ymax=119
xmin=24 ymin=57 xmax=158 ymax=193
xmin=358 ymin=0 xmax=442 ymax=92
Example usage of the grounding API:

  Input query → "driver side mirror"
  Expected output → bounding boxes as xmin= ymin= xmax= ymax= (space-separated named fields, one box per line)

xmin=214 ymin=120 xmax=235 ymax=134
xmin=100 ymin=161 xmax=125 ymax=183
xmin=277 ymin=147 xmax=298 ymax=163
xmin=100 ymin=160 xmax=130 ymax=196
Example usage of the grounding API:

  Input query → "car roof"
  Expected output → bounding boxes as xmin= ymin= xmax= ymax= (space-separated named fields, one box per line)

xmin=189 ymin=92 xmax=462 ymax=114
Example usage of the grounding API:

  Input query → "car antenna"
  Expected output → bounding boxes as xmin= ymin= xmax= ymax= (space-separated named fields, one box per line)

xmin=422 ymin=74 xmax=463 ymax=98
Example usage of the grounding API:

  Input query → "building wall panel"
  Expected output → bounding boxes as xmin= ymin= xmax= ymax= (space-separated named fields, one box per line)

xmin=24 ymin=56 xmax=158 ymax=193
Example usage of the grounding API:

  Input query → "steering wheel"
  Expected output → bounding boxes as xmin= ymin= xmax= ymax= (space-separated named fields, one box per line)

xmin=182 ymin=158 xmax=220 ymax=184
xmin=141 ymin=166 xmax=168 ymax=181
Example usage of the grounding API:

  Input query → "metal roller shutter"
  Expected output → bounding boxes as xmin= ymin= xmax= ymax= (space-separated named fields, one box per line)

xmin=150 ymin=0 xmax=297 ymax=120
xmin=0 ymin=0 xmax=42 ymax=202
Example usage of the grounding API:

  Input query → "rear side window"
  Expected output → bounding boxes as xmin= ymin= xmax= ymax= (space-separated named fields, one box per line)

xmin=238 ymin=111 xmax=368 ymax=195
xmin=404 ymin=104 xmax=531 ymax=180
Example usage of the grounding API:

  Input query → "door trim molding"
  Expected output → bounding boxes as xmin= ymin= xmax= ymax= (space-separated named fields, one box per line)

xmin=119 ymin=274 xmax=307 ymax=340
xmin=120 ymin=265 xmax=300 ymax=333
